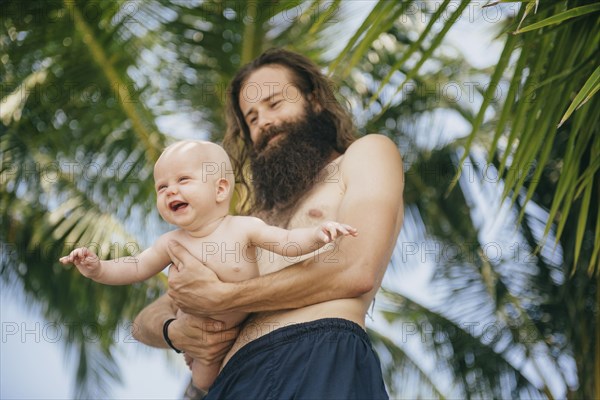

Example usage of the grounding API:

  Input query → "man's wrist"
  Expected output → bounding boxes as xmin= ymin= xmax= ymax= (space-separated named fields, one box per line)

xmin=219 ymin=281 xmax=240 ymax=313
xmin=162 ymin=318 xmax=183 ymax=353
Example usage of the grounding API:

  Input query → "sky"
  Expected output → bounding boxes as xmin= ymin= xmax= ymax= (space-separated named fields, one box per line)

xmin=0 ymin=2 xmax=522 ymax=399
xmin=0 ymin=286 xmax=189 ymax=399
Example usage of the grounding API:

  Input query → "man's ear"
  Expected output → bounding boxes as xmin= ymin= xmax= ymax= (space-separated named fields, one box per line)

xmin=307 ymin=92 xmax=323 ymax=114
xmin=215 ymin=178 xmax=231 ymax=203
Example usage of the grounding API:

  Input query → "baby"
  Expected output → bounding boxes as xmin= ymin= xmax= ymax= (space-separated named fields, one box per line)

xmin=60 ymin=140 xmax=357 ymax=391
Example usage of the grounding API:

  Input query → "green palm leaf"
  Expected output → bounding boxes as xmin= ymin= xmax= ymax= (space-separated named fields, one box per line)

xmin=514 ymin=3 xmax=600 ymax=33
xmin=3 ymin=0 xmax=598 ymax=398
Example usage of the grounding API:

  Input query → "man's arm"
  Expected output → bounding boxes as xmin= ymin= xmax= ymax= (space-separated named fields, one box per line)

xmin=132 ymin=293 xmax=240 ymax=363
xmin=132 ymin=293 xmax=178 ymax=348
xmin=167 ymin=134 xmax=404 ymax=315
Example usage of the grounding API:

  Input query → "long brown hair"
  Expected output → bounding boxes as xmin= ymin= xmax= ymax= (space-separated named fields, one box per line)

xmin=223 ymin=48 xmax=356 ymax=213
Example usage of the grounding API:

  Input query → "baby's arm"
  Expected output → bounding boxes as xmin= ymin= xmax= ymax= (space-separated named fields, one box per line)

xmin=59 ymin=238 xmax=172 ymax=285
xmin=245 ymin=217 xmax=358 ymax=257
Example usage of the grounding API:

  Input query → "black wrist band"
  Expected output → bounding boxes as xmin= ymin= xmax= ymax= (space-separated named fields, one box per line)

xmin=162 ymin=318 xmax=183 ymax=353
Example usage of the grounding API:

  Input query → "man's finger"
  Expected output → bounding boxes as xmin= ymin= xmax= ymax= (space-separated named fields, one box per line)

xmin=197 ymin=318 xmax=226 ymax=332
xmin=167 ymin=262 xmax=178 ymax=277
xmin=166 ymin=240 xmax=185 ymax=270
xmin=168 ymin=240 xmax=209 ymax=273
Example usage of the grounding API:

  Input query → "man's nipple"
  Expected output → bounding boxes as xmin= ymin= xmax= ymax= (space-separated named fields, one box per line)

xmin=308 ymin=208 xmax=323 ymax=218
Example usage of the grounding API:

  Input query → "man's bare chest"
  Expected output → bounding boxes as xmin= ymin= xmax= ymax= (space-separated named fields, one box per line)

xmin=287 ymin=168 xmax=346 ymax=229
xmin=255 ymin=170 xmax=346 ymax=275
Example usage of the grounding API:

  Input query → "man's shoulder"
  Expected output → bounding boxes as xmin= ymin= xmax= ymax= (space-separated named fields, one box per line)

xmin=350 ymin=133 xmax=395 ymax=147
xmin=341 ymin=134 xmax=400 ymax=167
xmin=337 ymin=134 xmax=403 ymax=188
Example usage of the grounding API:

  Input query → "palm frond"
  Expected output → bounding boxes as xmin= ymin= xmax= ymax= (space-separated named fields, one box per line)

xmin=455 ymin=0 xmax=600 ymax=274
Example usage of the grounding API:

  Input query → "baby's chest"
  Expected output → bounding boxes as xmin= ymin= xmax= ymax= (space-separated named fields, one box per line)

xmin=199 ymin=241 xmax=258 ymax=265
xmin=178 ymin=235 xmax=258 ymax=282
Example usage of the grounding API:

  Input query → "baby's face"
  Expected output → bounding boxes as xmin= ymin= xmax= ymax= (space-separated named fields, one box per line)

xmin=153 ymin=153 xmax=218 ymax=228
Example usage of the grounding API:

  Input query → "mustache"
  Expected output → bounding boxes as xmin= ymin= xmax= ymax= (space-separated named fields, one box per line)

xmin=249 ymin=108 xmax=337 ymax=220
xmin=254 ymin=122 xmax=294 ymax=154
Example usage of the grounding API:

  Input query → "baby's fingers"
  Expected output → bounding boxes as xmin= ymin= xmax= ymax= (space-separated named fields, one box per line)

xmin=58 ymin=255 xmax=71 ymax=264
xmin=59 ymin=248 xmax=82 ymax=264
xmin=325 ymin=222 xmax=342 ymax=241
xmin=76 ymin=247 xmax=98 ymax=261
xmin=341 ymin=224 xmax=358 ymax=236
xmin=327 ymin=222 xmax=359 ymax=240
xmin=68 ymin=248 xmax=83 ymax=263
xmin=60 ymin=247 xmax=96 ymax=264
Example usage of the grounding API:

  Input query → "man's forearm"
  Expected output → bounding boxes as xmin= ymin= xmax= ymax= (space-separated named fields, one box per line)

xmin=222 ymin=248 xmax=369 ymax=314
xmin=167 ymin=233 xmax=383 ymax=317
xmin=219 ymin=209 xmax=399 ymax=315
xmin=132 ymin=294 xmax=177 ymax=348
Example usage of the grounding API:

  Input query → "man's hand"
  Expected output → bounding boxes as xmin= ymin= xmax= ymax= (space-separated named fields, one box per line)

xmin=167 ymin=240 xmax=231 ymax=315
xmin=169 ymin=311 xmax=239 ymax=366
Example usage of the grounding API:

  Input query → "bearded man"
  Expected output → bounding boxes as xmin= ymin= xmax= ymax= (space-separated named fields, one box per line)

xmin=133 ymin=48 xmax=404 ymax=399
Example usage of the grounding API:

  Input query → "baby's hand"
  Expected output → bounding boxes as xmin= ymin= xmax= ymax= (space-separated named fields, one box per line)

xmin=316 ymin=221 xmax=358 ymax=244
xmin=59 ymin=247 xmax=102 ymax=279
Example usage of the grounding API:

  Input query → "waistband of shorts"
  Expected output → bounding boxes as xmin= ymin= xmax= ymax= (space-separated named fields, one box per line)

xmin=222 ymin=318 xmax=369 ymax=371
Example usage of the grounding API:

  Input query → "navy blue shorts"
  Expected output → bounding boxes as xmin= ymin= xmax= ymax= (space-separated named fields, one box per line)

xmin=205 ymin=318 xmax=389 ymax=400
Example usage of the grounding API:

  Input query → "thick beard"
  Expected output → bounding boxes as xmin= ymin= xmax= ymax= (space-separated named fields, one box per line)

xmin=249 ymin=108 xmax=337 ymax=222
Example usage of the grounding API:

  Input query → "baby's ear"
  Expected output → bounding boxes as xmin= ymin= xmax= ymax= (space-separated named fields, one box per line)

xmin=215 ymin=178 xmax=231 ymax=203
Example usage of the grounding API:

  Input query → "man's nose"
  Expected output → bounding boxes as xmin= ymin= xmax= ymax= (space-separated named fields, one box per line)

xmin=257 ymin=113 xmax=273 ymax=130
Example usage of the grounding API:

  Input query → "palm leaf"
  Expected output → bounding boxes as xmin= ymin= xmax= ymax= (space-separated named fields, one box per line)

xmin=4 ymin=0 xmax=598 ymax=398
xmin=559 ymin=65 xmax=600 ymax=127
xmin=514 ymin=3 xmax=600 ymax=33
xmin=453 ymin=0 xmax=600 ymax=275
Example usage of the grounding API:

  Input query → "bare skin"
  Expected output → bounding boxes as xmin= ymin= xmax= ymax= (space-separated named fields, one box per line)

xmin=167 ymin=134 xmax=404 ymax=366
xmin=228 ymin=140 xmax=403 ymax=364
xmin=133 ymin=65 xmax=405 ymax=383
xmin=61 ymin=139 xmax=357 ymax=390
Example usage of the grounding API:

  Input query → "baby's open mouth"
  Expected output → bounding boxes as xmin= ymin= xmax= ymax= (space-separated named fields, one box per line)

xmin=169 ymin=201 xmax=188 ymax=212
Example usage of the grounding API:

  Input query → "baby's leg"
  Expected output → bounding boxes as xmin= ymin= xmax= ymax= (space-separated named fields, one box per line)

xmin=192 ymin=359 xmax=219 ymax=392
